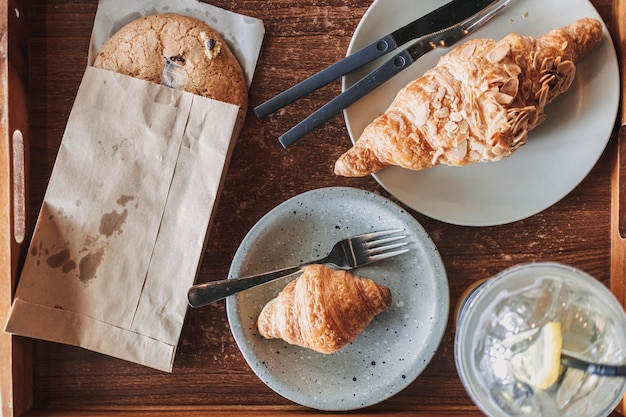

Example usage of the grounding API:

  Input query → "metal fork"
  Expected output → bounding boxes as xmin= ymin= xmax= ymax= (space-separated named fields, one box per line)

xmin=187 ymin=229 xmax=409 ymax=308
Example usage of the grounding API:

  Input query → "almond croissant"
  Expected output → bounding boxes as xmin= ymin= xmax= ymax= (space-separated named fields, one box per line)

xmin=334 ymin=18 xmax=603 ymax=177
xmin=257 ymin=264 xmax=392 ymax=354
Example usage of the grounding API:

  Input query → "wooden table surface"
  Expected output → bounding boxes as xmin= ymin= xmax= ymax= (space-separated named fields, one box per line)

xmin=13 ymin=0 xmax=625 ymax=415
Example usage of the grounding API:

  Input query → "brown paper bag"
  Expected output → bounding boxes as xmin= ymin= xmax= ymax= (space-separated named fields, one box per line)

xmin=5 ymin=66 xmax=240 ymax=371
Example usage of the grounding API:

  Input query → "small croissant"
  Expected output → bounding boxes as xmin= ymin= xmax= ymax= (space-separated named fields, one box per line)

xmin=257 ymin=264 xmax=392 ymax=354
xmin=334 ymin=18 xmax=603 ymax=177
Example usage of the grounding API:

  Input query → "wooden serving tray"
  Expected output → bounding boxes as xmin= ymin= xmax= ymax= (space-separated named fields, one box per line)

xmin=1 ymin=0 xmax=624 ymax=416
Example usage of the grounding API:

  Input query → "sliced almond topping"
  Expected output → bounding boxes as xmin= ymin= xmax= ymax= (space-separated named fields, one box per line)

xmin=504 ymin=64 xmax=522 ymax=78
xmin=431 ymin=147 xmax=444 ymax=165
xmin=485 ymin=91 xmax=514 ymax=105
xmin=527 ymin=106 xmax=540 ymax=126
xmin=484 ymin=101 xmax=499 ymax=115
xmin=449 ymin=111 xmax=463 ymax=123
xmin=426 ymin=120 xmax=438 ymax=138
xmin=458 ymin=120 xmax=469 ymax=134
xmin=487 ymin=42 xmax=510 ymax=63
xmin=561 ymin=72 xmax=576 ymax=92
xmin=447 ymin=139 xmax=468 ymax=162
xmin=512 ymin=112 xmax=529 ymax=135
xmin=556 ymin=60 xmax=575 ymax=77
xmin=540 ymin=73 xmax=556 ymax=87
xmin=413 ymin=104 xmax=430 ymax=127
xmin=500 ymin=78 xmax=520 ymax=96
xmin=489 ymin=131 xmax=503 ymax=147
xmin=489 ymin=76 xmax=507 ymax=87
xmin=532 ymin=51 xmax=541 ymax=71
xmin=434 ymin=107 xmax=450 ymax=119
xmin=521 ymin=79 xmax=533 ymax=100
xmin=469 ymin=139 xmax=487 ymax=155
xmin=541 ymin=57 xmax=554 ymax=72
xmin=444 ymin=120 xmax=459 ymax=133
xmin=460 ymin=42 xmax=476 ymax=59
xmin=498 ymin=114 xmax=512 ymax=133
xmin=537 ymin=85 xmax=549 ymax=109
xmin=554 ymin=56 xmax=562 ymax=67
xmin=423 ymin=83 xmax=436 ymax=94
xmin=453 ymin=129 xmax=469 ymax=147
xmin=492 ymin=144 xmax=507 ymax=156
xmin=436 ymin=86 xmax=446 ymax=101
xmin=513 ymin=131 xmax=528 ymax=146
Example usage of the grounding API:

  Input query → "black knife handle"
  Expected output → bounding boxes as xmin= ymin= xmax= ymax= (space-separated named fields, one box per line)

xmin=254 ymin=34 xmax=398 ymax=119
xmin=278 ymin=48 xmax=416 ymax=148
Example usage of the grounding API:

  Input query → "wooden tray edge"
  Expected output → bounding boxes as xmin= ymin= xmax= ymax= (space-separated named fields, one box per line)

xmin=1 ymin=0 xmax=33 ymax=416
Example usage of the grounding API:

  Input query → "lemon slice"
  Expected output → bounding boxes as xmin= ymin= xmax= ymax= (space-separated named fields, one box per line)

xmin=510 ymin=321 xmax=562 ymax=390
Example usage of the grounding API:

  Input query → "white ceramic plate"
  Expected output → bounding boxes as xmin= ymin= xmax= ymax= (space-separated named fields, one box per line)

xmin=343 ymin=0 xmax=618 ymax=227
xmin=226 ymin=187 xmax=448 ymax=411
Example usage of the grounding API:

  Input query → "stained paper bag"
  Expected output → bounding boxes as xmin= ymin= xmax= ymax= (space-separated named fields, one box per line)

xmin=5 ymin=66 xmax=242 ymax=371
xmin=6 ymin=0 xmax=264 ymax=371
xmin=5 ymin=0 xmax=263 ymax=372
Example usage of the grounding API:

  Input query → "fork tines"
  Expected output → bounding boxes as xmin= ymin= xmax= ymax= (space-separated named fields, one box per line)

xmin=356 ymin=228 xmax=404 ymax=240
xmin=358 ymin=229 xmax=410 ymax=261
xmin=357 ymin=229 xmax=406 ymax=244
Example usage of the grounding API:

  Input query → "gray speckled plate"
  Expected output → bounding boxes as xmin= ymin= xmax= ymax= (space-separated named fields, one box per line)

xmin=226 ymin=187 xmax=449 ymax=411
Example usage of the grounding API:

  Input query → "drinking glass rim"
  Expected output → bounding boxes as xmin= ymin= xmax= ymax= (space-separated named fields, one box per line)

xmin=454 ymin=261 xmax=626 ymax=417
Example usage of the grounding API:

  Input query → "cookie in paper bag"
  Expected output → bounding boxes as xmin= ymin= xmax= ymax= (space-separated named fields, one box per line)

xmin=93 ymin=13 xmax=247 ymax=109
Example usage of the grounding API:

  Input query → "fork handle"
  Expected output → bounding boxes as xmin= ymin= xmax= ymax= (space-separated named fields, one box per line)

xmin=278 ymin=47 xmax=415 ymax=148
xmin=253 ymin=34 xmax=397 ymax=119
xmin=187 ymin=265 xmax=303 ymax=308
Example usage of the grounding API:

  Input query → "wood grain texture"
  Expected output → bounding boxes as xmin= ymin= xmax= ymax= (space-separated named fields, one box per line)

xmin=1 ymin=0 xmax=622 ymax=415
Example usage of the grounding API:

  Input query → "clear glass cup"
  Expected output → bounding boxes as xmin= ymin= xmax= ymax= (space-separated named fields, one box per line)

xmin=455 ymin=262 xmax=626 ymax=417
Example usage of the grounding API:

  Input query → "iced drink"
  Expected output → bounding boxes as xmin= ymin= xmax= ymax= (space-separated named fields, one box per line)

xmin=455 ymin=262 xmax=626 ymax=417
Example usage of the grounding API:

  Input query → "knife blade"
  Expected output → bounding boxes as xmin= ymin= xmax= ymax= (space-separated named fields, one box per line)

xmin=278 ymin=0 xmax=510 ymax=148
xmin=254 ymin=0 xmax=498 ymax=119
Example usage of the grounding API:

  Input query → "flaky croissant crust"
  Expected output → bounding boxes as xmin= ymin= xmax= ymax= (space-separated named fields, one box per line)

xmin=257 ymin=264 xmax=392 ymax=354
xmin=334 ymin=18 xmax=603 ymax=177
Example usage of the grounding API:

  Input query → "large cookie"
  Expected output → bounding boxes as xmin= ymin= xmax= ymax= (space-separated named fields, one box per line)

xmin=93 ymin=13 xmax=248 ymax=109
